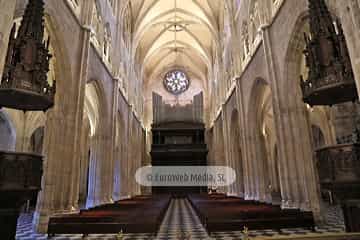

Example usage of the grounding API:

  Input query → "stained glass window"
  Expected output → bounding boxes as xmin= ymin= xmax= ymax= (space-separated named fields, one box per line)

xmin=163 ymin=70 xmax=189 ymax=95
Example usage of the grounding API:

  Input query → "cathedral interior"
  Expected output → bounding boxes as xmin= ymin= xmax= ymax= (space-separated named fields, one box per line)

xmin=1 ymin=0 xmax=360 ymax=239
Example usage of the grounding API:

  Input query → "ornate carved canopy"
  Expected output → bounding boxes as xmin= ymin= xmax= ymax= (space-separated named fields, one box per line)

xmin=0 ymin=0 xmax=55 ymax=111
xmin=300 ymin=0 xmax=358 ymax=106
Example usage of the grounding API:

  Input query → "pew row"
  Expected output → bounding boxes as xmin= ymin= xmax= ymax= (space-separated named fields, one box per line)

xmin=188 ymin=194 xmax=315 ymax=233
xmin=48 ymin=195 xmax=171 ymax=236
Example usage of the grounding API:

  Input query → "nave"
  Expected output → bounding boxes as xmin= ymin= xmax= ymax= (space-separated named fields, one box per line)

xmin=2 ymin=0 xmax=360 ymax=239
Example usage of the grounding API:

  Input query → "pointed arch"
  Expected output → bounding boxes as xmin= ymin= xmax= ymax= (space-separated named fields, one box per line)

xmin=230 ymin=108 xmax=244 ymax=196
xmin=0 ymin=110 xmax=16 ymax=151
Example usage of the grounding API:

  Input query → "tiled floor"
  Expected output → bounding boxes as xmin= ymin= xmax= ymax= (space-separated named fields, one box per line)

xmin=16 ymin=199 xmax=345 ymax=240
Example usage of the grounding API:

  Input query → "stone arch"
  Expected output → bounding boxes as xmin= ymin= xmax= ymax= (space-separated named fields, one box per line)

xmin=83 ymin=80 xmax=109 ymax=208
xmin=33 ymin=9 xmax=85 ymax=233
xmin=43 ymin=13 xmax=73 ymax=97
xmin=308 ymin=107 xmax=336 ymax=146
xmin=78 ymin=115 xmax=91 ymax=207
xmin=28 ymin=125 xmax=45 ymax=206
xmin=128 ymin=117 xmax=141 ymax=196
xmin=230 ymin=109 xmax=244 ymax=196
xmin=282 ymin=10 xmax=346 ymax=104
xmin=120 ymin=1 xmax=132 ymax=51
xmin=247 ymin=0 xmax=268 ymax=43
xmin=272 ymin=144 xmax=281 ymax=203
xmin=113 ymin=111 xmax=127 ymax=201
xmin=246 ymin=78 xmax=275 ymax=202
xmin=216 ymin=116 xmax=226 ymax=167
xmin=23 ymin=112 xmax=46 ymax=152
xmin=0 ymin=110 xmax=16 ymax=151
xmin=214 ymin=116 xmax=226 ymax=193
xmin=281 ymin=12 xmax=309 ymax=105
xmin=278 ymin=11 xmax=337 ymax=212
xmin=206 ymin=127 xmax=215 ymax=166
xmin=284 ymin=12 xmax=346 ymax=151
xmin=84 ymin=82 xmax=102 ymax=136
xmin=30 ymin=126 xmax=45 ymax=155
xmin=311 ymin=125 xmax=325 ymax=149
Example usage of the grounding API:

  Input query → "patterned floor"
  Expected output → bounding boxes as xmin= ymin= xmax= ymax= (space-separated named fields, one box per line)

xmin=16 ymin=199 xmax=345 ymax=240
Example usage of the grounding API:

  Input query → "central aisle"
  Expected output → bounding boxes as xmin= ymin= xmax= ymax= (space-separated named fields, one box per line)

xmin=15 ymin=197 xmax=345 ymax=239
xmin=156 ymin=198 xmax=209 ymax=239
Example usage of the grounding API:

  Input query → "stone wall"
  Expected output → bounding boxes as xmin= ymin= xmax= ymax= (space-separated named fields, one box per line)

xmin=0 ymin=0 xmax=146 ymax=233
xmin=207 ymin=0 xmax=360 ymax=223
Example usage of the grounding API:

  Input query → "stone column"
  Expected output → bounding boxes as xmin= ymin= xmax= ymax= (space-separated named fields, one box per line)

xmin=91 ymin=127 xmax=115 ymax=205
xmin=120 ymin=110 xmax=130 ymax=198
xmin=247 ymin=128 xmax=266 ymax=202
xmin=221 ymin=105 xmax=233 ymax=195
xmin=136 ymin=126 xmax=142 ymax=194
xmin=78 ymin=119 xmax=90 ymax=206
xmin=85 ymin=134 xmax=101 ymax=208
xmin=34 ymin=105 xmax=85 ymax=232
xmin=261 ymin=25 xmax=321 ymax=219
xmin=219 ymin=110 xmax=230 ymax=194
xmin=214 ymin=119 xmax=226 ymax=193
xmin=34 ymin=0 xmax=93 ymax=232
xmin=112 ymin=81 xmax=120 ymax=201
xmin=127 ymin=110 xmax=137 ymax=197
xmin=254 ymin=131 xmax=271 ymax=203
xmin=0 ymin=0 xmax=16 ymax=78
xmin=106 ymin=78 xmax=118 ymax=203
xmin=235 ymin=80 xmax=254 ymax=200
xmin=261 ymin=25 xmax=293 ymax=209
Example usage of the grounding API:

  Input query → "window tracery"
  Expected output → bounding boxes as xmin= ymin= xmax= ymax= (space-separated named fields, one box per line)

xmin=122 ymin=3 xmax=132 ymax=51
xmin=104 ymin=25 xmax=111 ymax=63
xmin=241 ymin=20 xmax=249 ymax=59
xmin=249 ymin=1 xmax=261 ymax=43
xmin=90 ymin=3 xmax=113 ymax=70
xmin=66 ymin=0 xmax=81 ymax=17
xmin=163 ymin=70 xmax=190 ymax=95
xmin=91 ymin=4 xmax=102 ymax=48
xmin=107 ymin=0 xmax=116 ymax=14
xmin=272 ymin=0 xmax=284 ymax=17
xmin=68 ymin=0 xmax=79 ymax=8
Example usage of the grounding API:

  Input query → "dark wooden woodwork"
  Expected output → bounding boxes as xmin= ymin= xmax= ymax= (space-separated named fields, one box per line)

xmin=151 ymin=122 xmax=208 ymax=195
xmin=188 ymin=194 xmax=314 ymax=233
xmin=315 ymin=143 xmax=360 ymax=202
xmin=0 ymin=1 xmax=51 ymax=239
xmin=342 ymin=200 xmax=360 ymax=232
xmin=315 ymin=141 xmax=360 ymax=232
xmin=0 ymin=151 xmax=43 ymax=240
xmin=48 ymin=195 xmax=171 ymax=235
xmin=300 ymin=0 xmax=357 ymax=106
xmin=300 ymin=0 xmax=360 ymax=229
xmin=0 ymin=0 xmax=55 ymax=111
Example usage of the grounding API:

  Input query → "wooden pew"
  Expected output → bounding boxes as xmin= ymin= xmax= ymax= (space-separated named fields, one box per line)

xmin=48 ymin=195 xmax=171 ymax=236
xmin=188 ymin=194 xmax=315 ymax=233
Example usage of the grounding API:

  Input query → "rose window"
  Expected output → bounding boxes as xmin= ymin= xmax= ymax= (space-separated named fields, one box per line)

xmin=163 ymin=70 xmax=189 ymax=95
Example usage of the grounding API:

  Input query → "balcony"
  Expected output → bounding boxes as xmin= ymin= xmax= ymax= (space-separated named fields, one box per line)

xmin=316 ymin=143 xmax=360 ymax=201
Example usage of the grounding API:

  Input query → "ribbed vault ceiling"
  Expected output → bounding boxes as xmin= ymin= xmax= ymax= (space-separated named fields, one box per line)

xmin=129 ymin=0 xmax=223 ymax=88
